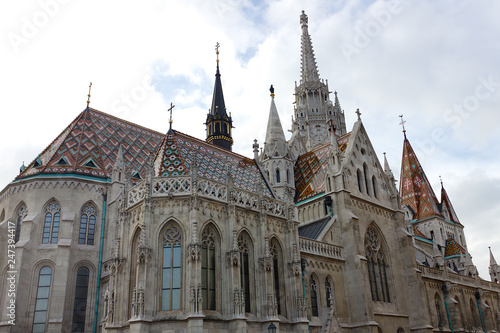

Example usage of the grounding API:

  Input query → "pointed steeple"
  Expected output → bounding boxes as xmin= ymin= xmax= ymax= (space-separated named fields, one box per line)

xmin=289 ymin=11 xmax=346 ymax=152
xmin=264 ymin=85 xmax=287 ymax=158
xmin=490 ymin=247 xmax=497 ymax=266
xmin=440 ymin=181 xmax=461 ymax=224
xmin=300 ymin=11 xmax=320 ymax=83
xmin=205 ymin=42 xmax=233 ymax=151
xmin=399 ymin=136 xmax=442 ymax=220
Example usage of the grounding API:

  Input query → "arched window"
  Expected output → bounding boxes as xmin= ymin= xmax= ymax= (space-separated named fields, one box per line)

xmin=79 ymin=204 xmax=96 ymax=245
xmin=270 ymin=238 xmax=284 ymax=315
xmin=357 ymin=169 xmax=363 ymax=193
xmin=469 ymin=298 xmax=480 ymax=328
xmin=42 ymin=201 xmax=61 ymax=244
xmin=201 ymin=225 xmax=218 ymax=311
xmin=161 ymin=225 xmax=182 ymax=311
xmin=365 ymin=226 xmax=390 ymax=302
xmin=286 ymin=169 xmax=290 ymax=184
xmin=372 ymin=176 xmax=378 ymax=198
xmin=325 ymin=277 xmax=334 ymax=309
xmin=32 ymin=266 xmax=52 ymax=333
xmin=72 ymin=267 xmax=90 ymax=331
xmin=310 ymin=275 xmax=319 ymax=317
xmin=435 ymin=293 xmax=445 ymax=328
xmin=276 ymin=169 xmax=281 ymax=183
xmin=327 ymin=177 xmax=332 ymax=192
xmin=15 ymin=203 xmax=28 ymax=243
xmin=454 ymin=296 xmax=463 ymax=329
xmin=238 ymin=232 xmax=253 ymax=313
xmin=363 ymin=163 xmax=371 ymax=196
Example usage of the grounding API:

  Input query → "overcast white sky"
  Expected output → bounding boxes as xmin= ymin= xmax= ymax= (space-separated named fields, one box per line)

xmin=1 ymin=0 xmax=499 ymax=279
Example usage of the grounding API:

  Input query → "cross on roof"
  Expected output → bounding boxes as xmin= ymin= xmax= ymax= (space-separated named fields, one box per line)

xmin=355 ymin=108 xmax=361 ymax=120
xmin=87 ymin=82 xmax=92 ymax=108
xmin=168 ymin=102 xmax=175 ymax=130
xmin=215 ymin=42 xmax=220 ymax=62
xmin=399 ymin=114 xmax=407 ymax=133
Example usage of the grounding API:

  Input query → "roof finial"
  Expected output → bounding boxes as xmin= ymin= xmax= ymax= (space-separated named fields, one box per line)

xmin=215 ymin=42 xmax=220 ymax=63
xmin=270 ymin=85 xmax=275 ymax=97
xmin=87 ymin=82 xmax=92 ymax=108
xmin=168 ymin=102 xmax=175 ymax=130
xmin=439 ymin=175 xmax=444 ymax=189
xmin=355 ymin=108 xmax=361 ymax=120
xmin=399 ymin=114 xmax=407 ymax=135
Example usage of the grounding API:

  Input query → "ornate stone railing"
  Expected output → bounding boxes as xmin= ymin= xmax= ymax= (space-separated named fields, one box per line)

xmin=128 ymin=175 xmax=288 ymax=218
xmin=299 ymin=238 xmax=343 ymax=260
xmin=152 ymin=176 xmax=191 ymax=196
xmin=480 ymin=280 xmax=500 ymax=291
xmin=231 ymin=189 xmax=258 ymax=209
xmin=197 ymin=179 xmax=227 ymax=201
xmin=418 ymin=265 xmax=445 ymax=280
xmin=128 ymin=180 xmax=146 ymax=206
xmin=261 ymin=198 xmax=286 ymax=218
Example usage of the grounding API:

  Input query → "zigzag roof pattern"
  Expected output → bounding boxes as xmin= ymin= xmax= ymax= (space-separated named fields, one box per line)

xmin=294 ymin=133 xmax=351 ymax=203
xmin=155 ymin=131 xmax=274 ymax=198
xmin=399 ymin=138 xmax=442 ymax=220
xmin=17 ymin=108 xmax=164 ymax=181
xmin=444 ymin=238 xmax=466 ymax=258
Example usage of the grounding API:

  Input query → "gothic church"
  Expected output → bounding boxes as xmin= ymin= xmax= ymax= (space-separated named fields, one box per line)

xmin=1 ymin=11 xmax=499 ymax=333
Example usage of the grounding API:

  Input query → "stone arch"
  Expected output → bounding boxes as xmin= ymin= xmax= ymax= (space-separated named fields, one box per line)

xmin=78 ymin=201 xmax=98 ymax=245
xmin=365 ymin=223 xmax=392 ymax=303
xmin=434 ymin=292 xmax=446 ymax=328
xmin=41 ymin=198 xmax=61 ymax=244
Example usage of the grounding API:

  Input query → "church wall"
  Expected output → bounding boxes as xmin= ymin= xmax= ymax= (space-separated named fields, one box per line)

xmin=0 ymin=177 xmax=105 ymax=332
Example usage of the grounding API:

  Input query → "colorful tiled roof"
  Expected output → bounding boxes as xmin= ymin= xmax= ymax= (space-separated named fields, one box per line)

xmin=17 ymin=108 xmax=164 ymax=181
xmin=444 ymin=238 xmax=466 ymax=258
xmin=294 ymin=134 xmax=351 ymax=204
xmin=413 ymin=225 xmax=429 ymax=240
xmin=155 ymin=131 xmax=274 ymax=197
xmin=294 ymin=144 xmax=330 ymax=203
xmin=399 ymin=138 xmax=441 ymax=220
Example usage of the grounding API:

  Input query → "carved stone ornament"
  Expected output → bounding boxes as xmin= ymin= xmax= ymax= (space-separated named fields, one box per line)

xmin=226 ymin=249 xmax=240 ymax=267
xmin=260 ymin=256 xmax=273 ymax=271
xmin=289 ymin=260 xmax=302 ymax=276
xmin=188 ymin=243 xmax=201 ymax=262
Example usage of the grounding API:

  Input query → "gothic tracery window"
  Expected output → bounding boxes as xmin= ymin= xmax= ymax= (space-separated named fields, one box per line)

xmin=78 ymin=204 xmax=96 ymax=245
xmin=15 ymin=203 xmax=27 ymax=243
xmin=238 ymin=232 xmax=252 ymax=313
xmin=310 ymin=275 xmax=319 ymax=317
xmin=201 ymin=225 xmax=217 ymax=311
xmin=365 ymin=226 xmax=390 ymax=302
xmin=270 ymin=239 xmax=284 ymax=315
xmin=42 ymin=201 xmax=61 ymax=244
xmin=162 ymin=225 xmax=182 ymax=311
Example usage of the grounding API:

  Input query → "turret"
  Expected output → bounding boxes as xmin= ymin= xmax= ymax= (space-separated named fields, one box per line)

xmin=489 ymin=247 xmax=499 ymax=283
xmin=205 ymin=43 xmax=233 ymax=151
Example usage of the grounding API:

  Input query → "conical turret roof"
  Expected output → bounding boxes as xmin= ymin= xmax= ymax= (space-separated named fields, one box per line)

xmin=399 ymin=137 xmax=441 ymax=220
xmin=264 ymin=91 xmax=287 ymax=158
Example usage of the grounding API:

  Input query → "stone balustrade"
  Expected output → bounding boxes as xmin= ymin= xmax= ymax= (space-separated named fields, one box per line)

xmin=128 ymin=175 xmax=287 ymax=218
xmin=299 ymin=238 xmax=343 ymax=260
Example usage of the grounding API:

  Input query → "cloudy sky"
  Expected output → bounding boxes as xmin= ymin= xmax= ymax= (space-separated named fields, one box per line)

xmin=1 ymin=0 xmax=499 ymax=278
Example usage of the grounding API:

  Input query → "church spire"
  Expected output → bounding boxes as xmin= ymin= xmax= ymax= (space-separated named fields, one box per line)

xmin=300 ymin=10 xmax=320 ymax=83
xmin=399 ymin=135 xmax=442 ymax=220
xmin=205 ymin=42 xmax=233 ymax=151
xmin=264 ymin=85 xmax=287 ymax=158
xmin=490 ymin=247 xmax=498 ymax=266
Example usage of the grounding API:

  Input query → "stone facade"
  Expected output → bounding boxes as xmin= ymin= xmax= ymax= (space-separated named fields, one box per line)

xmin=0 ymin=10 xmax=499 ymax=333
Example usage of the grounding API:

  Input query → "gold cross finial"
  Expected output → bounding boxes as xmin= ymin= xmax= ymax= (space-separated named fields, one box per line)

xmin=215 ymin=42 xmax=220 ymax=63
xmin=168 ymin=102 xmax=175 ymax=130
xmin=399 ymin=114 xmax=406 ymax=133
xmin=87 ymin=82 xmax=92 ymax=108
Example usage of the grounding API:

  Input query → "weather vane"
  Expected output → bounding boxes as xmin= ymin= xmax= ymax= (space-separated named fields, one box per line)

xmin=215 ymin=42 xmax=220 ymax=62
xmin=87 ymin=82 xmax=92 ymax=108
xmin=168 ymin=102 xmax=175 ymax=130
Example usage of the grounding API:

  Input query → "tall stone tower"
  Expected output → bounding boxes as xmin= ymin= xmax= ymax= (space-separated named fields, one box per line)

xmin=205 ymin=43 xmax=233 ymax=151
xmin=289 ymin=10 xmax=346 ymax=155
